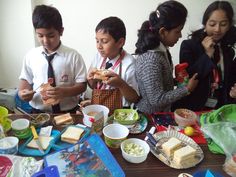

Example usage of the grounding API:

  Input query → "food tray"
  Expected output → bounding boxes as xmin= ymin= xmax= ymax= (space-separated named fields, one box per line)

xmin=51 ymin=124 xmax=90 ymax=151
xmin=150 ymin=129 xmax=204 ymax=169
xmin=18 ymin=129 xmax=60 ymax=157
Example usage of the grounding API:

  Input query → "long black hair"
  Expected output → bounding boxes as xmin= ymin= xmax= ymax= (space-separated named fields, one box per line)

xmin=190 ymin=1 xmax=235 ymax=45
xmin=135 ymin=0 xmax=187 ymax=54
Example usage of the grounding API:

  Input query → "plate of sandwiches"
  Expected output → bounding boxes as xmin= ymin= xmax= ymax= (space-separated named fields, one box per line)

xmin=149 ymin=129 xmax=204 ymax=169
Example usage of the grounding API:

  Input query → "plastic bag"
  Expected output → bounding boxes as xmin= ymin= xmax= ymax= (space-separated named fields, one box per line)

xmin=200 ymin=104 xmax=236 ymax=154
xmin=201 ymin=122 xmax=236 ymax=177
xmin=0 ymin=154 xmax=43 ymax=177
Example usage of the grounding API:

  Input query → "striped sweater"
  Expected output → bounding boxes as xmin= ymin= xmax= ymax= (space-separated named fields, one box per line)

xmin=135 ymin=49 xmax=188 ymax=114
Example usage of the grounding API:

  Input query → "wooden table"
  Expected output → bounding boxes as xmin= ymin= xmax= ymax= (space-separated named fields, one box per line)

xmin=6 ymin=114 xmax=230 ymax=177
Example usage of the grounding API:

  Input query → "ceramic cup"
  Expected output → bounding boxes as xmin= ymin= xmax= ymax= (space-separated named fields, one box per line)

xmin=103 ymin=123 xmax=129 ymax=148
xmin=0 ymin=136 xmax=19 ymax=154
xmin=82 ymin=104 xmax=109 ymax=127
xmin=11 ymin=118 xmax=31 ymax=139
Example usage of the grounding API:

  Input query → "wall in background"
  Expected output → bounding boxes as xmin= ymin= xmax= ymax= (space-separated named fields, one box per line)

xmin=0 ymin=0 xmax=235 ymax=88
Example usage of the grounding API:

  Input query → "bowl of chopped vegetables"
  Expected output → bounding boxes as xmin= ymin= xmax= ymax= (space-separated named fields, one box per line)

xmin=114 ymin=109 xmax=139 ymax=125
xmin=121 ymin=138 xmax=150 ymax=163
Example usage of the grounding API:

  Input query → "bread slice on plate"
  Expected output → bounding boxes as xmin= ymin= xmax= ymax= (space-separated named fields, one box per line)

xmin=161 ymin=137 xmax=182 ymax=157
xmin=61 ymin=126 xmax=84 ymax=144
xmin=173 ymin=145 xmax=197 ymax=167
xmin=27 ymin=136 xmax=54 ymax=150
xmin=53 ymin=113 xmax=73 ymax=125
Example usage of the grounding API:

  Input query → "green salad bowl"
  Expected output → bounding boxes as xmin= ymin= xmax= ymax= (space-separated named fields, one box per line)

xmin=114 ymin=109 xmax=139 ymax=125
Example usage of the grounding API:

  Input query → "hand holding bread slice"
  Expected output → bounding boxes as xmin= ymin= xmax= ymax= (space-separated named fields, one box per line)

xmin=39 ymin=83 xmax=60 ymax=105
xmin=93 ymin=69 xmax=110 ymax=81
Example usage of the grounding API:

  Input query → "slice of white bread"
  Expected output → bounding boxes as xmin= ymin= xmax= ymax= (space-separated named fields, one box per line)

xmin=61 ymin=126 xmax=84 ymax=144
xmin=173 ymin=145 xmax=197 ymax=166
xmin=54 ymin=113 xmax=73 ymax=125
xmin=27 ymin=136 xmax=53 ymax=150
xmin=161 ymin=137 xmax=182 ymax=157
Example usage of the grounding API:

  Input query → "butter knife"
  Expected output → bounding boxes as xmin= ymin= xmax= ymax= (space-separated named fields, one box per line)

xmin=30 ymin=125 xmax=45 ymax=154
xmin=146 ymin=139 xmax=171 ymax=165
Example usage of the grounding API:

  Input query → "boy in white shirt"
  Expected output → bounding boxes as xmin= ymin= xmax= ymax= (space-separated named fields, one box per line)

xmin=87 ymin=16 xmax=139 ymax=114
xmin=18 ymin=5 xmax=87 ymax=113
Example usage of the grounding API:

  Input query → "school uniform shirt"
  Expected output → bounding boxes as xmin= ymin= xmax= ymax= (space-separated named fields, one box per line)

xmin=172 ymin=34 xmax=236 ymax=111
xmin=19 ymin=44 xmax=87 ymax=112
xmin=90 ymin=50 xmax=139 ymax=107
xmin=135 ymin=42 xmax=189 ymax=114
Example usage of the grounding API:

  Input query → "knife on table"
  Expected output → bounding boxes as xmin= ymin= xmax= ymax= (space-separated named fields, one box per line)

xmin=30 ymin=125 xmax=45 ymax=154
xmin=146 ymin=132 xmax=171 ymax=165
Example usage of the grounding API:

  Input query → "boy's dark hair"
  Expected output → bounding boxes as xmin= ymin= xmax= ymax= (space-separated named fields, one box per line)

xmin=32 ymin=5 xmax=63 ymax=32
xmin=135 ymin=0 xmax=187 ymax=54
xmin=95 ymin=16 xmax=126 ymax=42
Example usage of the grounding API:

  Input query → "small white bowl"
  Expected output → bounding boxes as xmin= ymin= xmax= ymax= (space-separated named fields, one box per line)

xmin=121 ymin=138 xmax=150 ymax=163
xmin=0 ymin=136 xmax=19 ymax=154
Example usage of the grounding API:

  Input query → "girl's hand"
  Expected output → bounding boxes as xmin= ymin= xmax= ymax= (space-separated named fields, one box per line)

xmin=202 ymin=36 xmax=215 ymax=58
xmin=230 ymin=83 xmax=236 ymax=98
xmin=186 ymin=73 xmax=198 ymax=93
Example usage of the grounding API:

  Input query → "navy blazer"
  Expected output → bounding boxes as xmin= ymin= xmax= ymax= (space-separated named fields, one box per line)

xmin=172 ymin=27 xmax=236 ymax=111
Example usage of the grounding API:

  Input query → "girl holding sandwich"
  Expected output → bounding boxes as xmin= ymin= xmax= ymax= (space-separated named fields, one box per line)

xmin=134 ymin=0 xmax=198 ymax=114
xmin=87 ymin=16 xmax=139 ymax=114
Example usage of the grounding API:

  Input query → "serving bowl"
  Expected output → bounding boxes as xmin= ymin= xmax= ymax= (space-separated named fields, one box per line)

xmin=121 ymin=138 xmax=150 ymax=163
xmin=174 ymin=108 xmax=198 ymax=127
xmin=114 ymin=109 xmax=139 ymax=125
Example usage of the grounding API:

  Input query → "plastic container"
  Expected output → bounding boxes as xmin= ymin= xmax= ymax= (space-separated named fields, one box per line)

xmin=103 ymin=124 xmax=129 ymax=148
xmin=121 ymin=138 xmax=150 ymax=163
xmin=174 ymin=109 xmax=198 ymax=127
xmin=32 ymin=165 xmax=60 ymax=177
xmin=114 ymin=109 xmax=139 ymax=125
xmin=82 ymin=104 xmax=109 ymax=127
xmin=0 ymin=136 xmax=19 ymax=154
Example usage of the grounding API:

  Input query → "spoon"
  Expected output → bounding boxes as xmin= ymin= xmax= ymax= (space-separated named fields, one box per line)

xmin=16 ymin=106 xmax=36 ymax=120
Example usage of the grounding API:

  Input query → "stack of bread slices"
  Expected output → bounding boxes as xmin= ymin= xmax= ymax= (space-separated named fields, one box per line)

xmin=161 ymin=137 xmax=197 ymax=168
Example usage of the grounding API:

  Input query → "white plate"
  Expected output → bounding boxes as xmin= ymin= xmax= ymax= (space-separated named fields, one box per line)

xmin=150 ymin=129 xmax=204 ymax=169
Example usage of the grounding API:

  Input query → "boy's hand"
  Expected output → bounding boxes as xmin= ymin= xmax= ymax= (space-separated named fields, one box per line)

xmin=103 ymin=71 xmax=123 ymax=87
xmin=18 ymin=89 xmax=35 ymax=101
xmin=87 ymin=68 xmax=98 ymax=80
